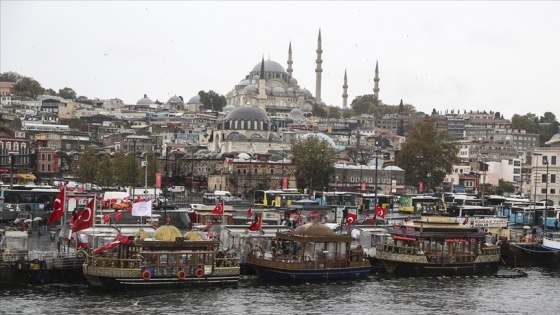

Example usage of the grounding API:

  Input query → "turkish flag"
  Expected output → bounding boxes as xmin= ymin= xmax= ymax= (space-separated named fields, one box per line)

xmin=212 ymin=202 xmax=224 ymax=215
xmin=463 ymin=215 xmax=469 ymax=225
xmin=47 ymin=187 xmax=66 ymax=225
xmin=115 ymin=211 xmax=123 ymax=222
xmin=404 ymin=216 xmax=411 ymax=222
xmin=248 ymin=213 xmax=262 ymax=231
xmin=375 ymin=205 xmax=387 ymax=219
xmin=247 ymin=207 xmax=253 ymax=218
xmin=103 ymin=214 xmax=110 ymax=224
xmin=72 ymin=198 xmax=95 ymax=232
xmin=346 ymin=213 xmax=358 ymax=225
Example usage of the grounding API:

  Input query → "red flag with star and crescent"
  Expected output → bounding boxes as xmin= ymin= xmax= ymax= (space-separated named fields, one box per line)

xmin=248 ymin=213 xmax=263 ymax=231
xmin=72 ymin=198 xmax=95 ymax=232
xmin=212 ymin=201 xmax=224 ymax=215
xmin=47 ymin=186 xmax=66 ymax=225
xmin=346 ymin=213 xmax=358 ymax=225
xmin=247 ymin=207 xmax=253 ymax=218
xmin=375 ymin=205 xmax=387 ymax=219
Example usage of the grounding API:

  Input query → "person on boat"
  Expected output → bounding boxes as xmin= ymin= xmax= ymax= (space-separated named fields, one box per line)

xmin=342 ymin=207 xmax=348 ymax=226
xmin=555 ymin=219 xmax=559 ymax=231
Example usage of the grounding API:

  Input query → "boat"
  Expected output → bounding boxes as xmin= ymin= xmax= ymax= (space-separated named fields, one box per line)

xmin=499 ymin=226 xmax=560 ymax=267
xmin=375 ymin=213 xmax=501 ymax=277
xmin=0 ymin=228 xmax=86 ymax=287
xmin=543 ymin=232 xmax=560 ymax=252
xmin=245 ymin=219 xmax=372 ymax=281
xmin=80 ymin=224 xmax=240 ymax=289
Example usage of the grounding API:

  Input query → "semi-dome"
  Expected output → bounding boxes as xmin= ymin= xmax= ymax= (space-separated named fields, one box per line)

xmin=168 ymin=95 xmax=183 ymax=103
xmin=265 ymin=87 xmax=272 ymax=95
xmin=286 ymin=87 xmax=294 ymax=96
xmin=289 ymin=108 xmax=303 ymax=117
xmin=223 ymin=104 xmax=235 ymax=113
xmin=294 ymin=220 xmax=334 ymax=237
xmin=244 ymin=85 xmax=257 ymax=92
xmin=135 ymin=229 xmax=152 ymax=239
xmin=253 ymin=75 xmax=260 ymax=80
xmin=224 ymin=105 xmax=269 ymax=122
xmin=238 ymin=152 xmax=251 ymax=160
xmin=187 ymin=95 xmax=201 ymax=104
xmin=251 ymin=60 xmax=287 ymax=74
xmin=136 ymin=94 xmax=153 ymax=105
xmin=272 ymin=87 xmax=285 ymax=95
xmin=238 ymin=79 xmax=250 ymax=86
xmin=301 ymin=132 xmax=337 ymax=148
xmin=184 ymin=230 xmax=202 ymax=241
xmin=153 ymin=225 xmax=182 ymax=241
xmin=299 ymin=88 xmax=311 ymax=96
xmin=289 ymin=77 xmax=298 ymax=85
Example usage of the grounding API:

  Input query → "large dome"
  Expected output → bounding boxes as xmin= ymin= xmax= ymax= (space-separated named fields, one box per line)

xmin=187 ymin=95 xmax=201 ymax=104
xmin=251 ymin=60 xmax=287 ymax=74
xmin=224 ymin=105 xmax=269 ymax=122
xmin=153 ymin=225 xmax=182 ymax=241
xmin=136 ymin=94 xmax=153 ymax=105
xmin=294 ymin=221 xmax=334 ymax=237
xmin=168 ymin=95 xmax=183 ymax=103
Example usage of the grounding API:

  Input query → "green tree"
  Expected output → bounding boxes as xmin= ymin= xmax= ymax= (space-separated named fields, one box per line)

xmin=97 ymin=154 xmax=114 ymax=187
xmin=44 ymin=88 xmax=57 ymax=96
xmin=342 ymin=109 xmax=355 ymax=118
xmin=58 ymin=87 xmax=77 ymax=100
xmin=351 ymin=94 xmax=375 ymax=115
xmin=496 ymin=179 xmax=515 ymax=195
xmin=312 ymin=104 xmax=327 ymax=118
xmin=0 ymin=71 xmax=23 ymax=82
xmin=327 ymin=106 xmax=341 ymax=119
xmin=13 ymin=77 xmax=44 ymax=98
xmin=395 ymin=117 xmax=460 ymax=190
xmin=111 ymin=151 xmax=135 ymax=187
xmin=75 ymin=147 xmax=98 ymax=184
xmin=291 ymin=136 xmax=338 ymax=192
xmin=198 ymin=90 xmax=226 ymax=111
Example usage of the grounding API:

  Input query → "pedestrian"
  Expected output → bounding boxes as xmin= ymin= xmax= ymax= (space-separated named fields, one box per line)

xmin=555 ymin=219 xmax=559 ymax=231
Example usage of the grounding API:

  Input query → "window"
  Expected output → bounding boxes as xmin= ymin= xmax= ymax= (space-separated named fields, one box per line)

xmin=552 ymin=156 xmax=557 ymax=165
xmin=550 ymin=189 xmax=556 ymax=194
xmin=541 ymin=188 xmax=547 ymax=194
xmin=551 ymin=174 xmax=556 ymax=184
xmin=542 ymin=174 xmax=547 ymax=183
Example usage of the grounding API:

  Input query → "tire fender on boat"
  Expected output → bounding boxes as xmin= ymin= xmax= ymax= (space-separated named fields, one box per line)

xmin=194 ymin=267 xmax=204 ymax=278
xmin=495 ymin=240 xmax=502 ymax=247
xmin=142 ymin=269 xmax=152 ymax=281
xmin=177 ymin=269 xmax=187 ymax=280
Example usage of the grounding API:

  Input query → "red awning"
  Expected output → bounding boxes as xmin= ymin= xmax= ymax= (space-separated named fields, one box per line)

xmin=394 ymin=235 xmax=417 ymax=241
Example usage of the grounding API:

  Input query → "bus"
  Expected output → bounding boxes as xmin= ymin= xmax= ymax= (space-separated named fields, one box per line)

xmin=317 ymin=191 xmax=361 ymax=207
xmin=253 ymin=189 xmax=303 ymax=207
xmin=1 ymin=188 xmax=60 ymax=212
xmin=398 ymin=195 xmax=442 ymax=213
xmin=361 ymin=193 xmax=394 ymax=210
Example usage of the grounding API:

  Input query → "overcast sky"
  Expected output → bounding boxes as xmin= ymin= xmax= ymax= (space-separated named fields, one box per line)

xmin=1 ymin=1 xmax=559 ymax=120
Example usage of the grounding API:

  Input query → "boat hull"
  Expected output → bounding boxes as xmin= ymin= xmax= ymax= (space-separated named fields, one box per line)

xmin=378 ymin=260 xmax=500 ymax=277
xmin=500 ymin=241 xmax=560 ymax=267
xmin=83 ymin=264 xmax=240 ymax=289
xmin=250 ymin=265 xmax=372 ymax=281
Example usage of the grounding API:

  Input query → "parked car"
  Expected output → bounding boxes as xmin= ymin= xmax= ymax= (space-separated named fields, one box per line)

xmin=152 ymin=199 xmax=179 ymax=210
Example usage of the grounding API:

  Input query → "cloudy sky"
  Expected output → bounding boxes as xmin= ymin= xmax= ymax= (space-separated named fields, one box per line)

xmin=1 ymin=1 xmax=559 ymax=119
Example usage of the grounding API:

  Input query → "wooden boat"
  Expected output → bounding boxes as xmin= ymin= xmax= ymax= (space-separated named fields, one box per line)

xmin=80 ymin=225 xmax=240 ymax=289
xmin=499 ymin=226 xmax=560 ymax=267
xmin=543 ymin=232 xmax=560 ymax=252
xmin=245 ymin=220 xmax=372 ymax=281
xmin=376 ymin=213 xmax=501 ymax=277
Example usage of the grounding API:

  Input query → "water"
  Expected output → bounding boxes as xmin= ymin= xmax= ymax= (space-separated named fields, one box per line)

xmin=2 ymin=267 xmax=558 ymax=315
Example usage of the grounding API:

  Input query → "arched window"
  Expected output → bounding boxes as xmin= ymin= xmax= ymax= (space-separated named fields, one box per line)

xmin=13 ymin=142 xmax=19 ymax=151
xmin=270 ymin=169 xmax=274 ymax=174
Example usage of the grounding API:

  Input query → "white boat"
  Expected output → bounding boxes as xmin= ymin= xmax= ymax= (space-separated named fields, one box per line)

xmin=542 ymin=232 xmax=560 ymax=252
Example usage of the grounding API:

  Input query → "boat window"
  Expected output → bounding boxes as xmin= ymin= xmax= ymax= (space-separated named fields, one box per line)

xmin=180 ymin=254 xmax=187 ymax=265
xmin=168 ymin=254 xmax=177 ymax=266
xmin=159 ymin=253 xmax=168 ymax=265
xmin=187 ymin=254 xmax=194 ymax=264
xmin=147 ymin=254 xmax=157 ymax=265
xmin=198 ymin=253 xmax=205 ymax=264
xmin=206 ymin=254 xmax=213 ymax=264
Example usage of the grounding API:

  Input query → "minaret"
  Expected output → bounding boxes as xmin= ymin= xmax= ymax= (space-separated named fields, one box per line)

xmin=258 ymin=56 xmax=267 ymax=110
xmin=287 ymin=41 xmax=293 ymax=78
xmin=373 ymin=59 xmax=380 ymax=102
xmin=342 ymin=69 xmax=348 ymax=108
xmin=315 ymin=29 xmax=323 ymax=105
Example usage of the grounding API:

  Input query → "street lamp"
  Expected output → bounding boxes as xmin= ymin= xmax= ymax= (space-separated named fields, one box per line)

xmin=373 ymin=148 xmax=381 ymax=210
xmin=8 ymin=151 xmax=18 ymax=189
xmin=427 ymin=173 xmax=432 ymax=194
xmin=142 ymin=159 xmax=148 ymax=200
xmin=533 ymin=152 xmax=542 ymax=212
xmin=543 ymin=158 xmax=549 ymax=232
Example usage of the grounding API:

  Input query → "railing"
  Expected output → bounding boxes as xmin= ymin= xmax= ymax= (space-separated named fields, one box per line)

xmin=1 ymin=251 xmax=84 ymax=269
xmin=90 ymin=256 xmax=142 ymax=269
xmin=377 ymin=244 xmax=500 ymax=264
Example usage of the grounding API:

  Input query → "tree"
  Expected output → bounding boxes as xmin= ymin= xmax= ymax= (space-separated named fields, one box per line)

xmin=198 ymin=90 xmax=226 ymax=111
xmin=496 ymin=179 xmax=515 ymax=195
xmin=351 ymin=94 xmax=375 ymax=115
xmin=58 ymin=87 xmax=77 ymax=100
xmin=312 ymin=104 xmax=327 ymax=118
xmin=96 ymin=154 xmax=114 ymax=187
xmin=395 ymin=117 xmax=460 ymax=190
xmin=327 ymin=106 xmax=341 ymax=119
xmin=342 ymin=109 xmax=355 ymax=118
xmin=13 ymin=77 xmax=44 ymax=98
xmin=44 ymin=88 xmax=57 ymax=96
xmin=75 ymin=147 xmax=99 ymax=184
xmin=291 ymin=136 xmax=338 ymax=192
xmin=0 ymin=71 xmax=23 ymax=82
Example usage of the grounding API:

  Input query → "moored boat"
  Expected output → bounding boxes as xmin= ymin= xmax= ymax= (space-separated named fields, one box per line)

xmin=376 ymin=213 xmax=501 ymax=277
xmin=543 ymin=232 xmax=560 ymax=253
xmin=80 ymin=224 xmax=240 ymax=289
xmin=245 ymin=219 xmax=372 ymax=281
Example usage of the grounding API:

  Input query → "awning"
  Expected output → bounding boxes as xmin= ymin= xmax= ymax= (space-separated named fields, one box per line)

xmin=19 ymin=174 xmax=37 ymax=180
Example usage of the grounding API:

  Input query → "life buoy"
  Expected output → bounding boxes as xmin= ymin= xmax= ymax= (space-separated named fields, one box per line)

xmin=194 ymin=267 xmax=204 ymax=278
xmin=177 ymin=270 xmax=187 ymax=280
xmin=142 ymin=270 xmax=152 ymax=281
